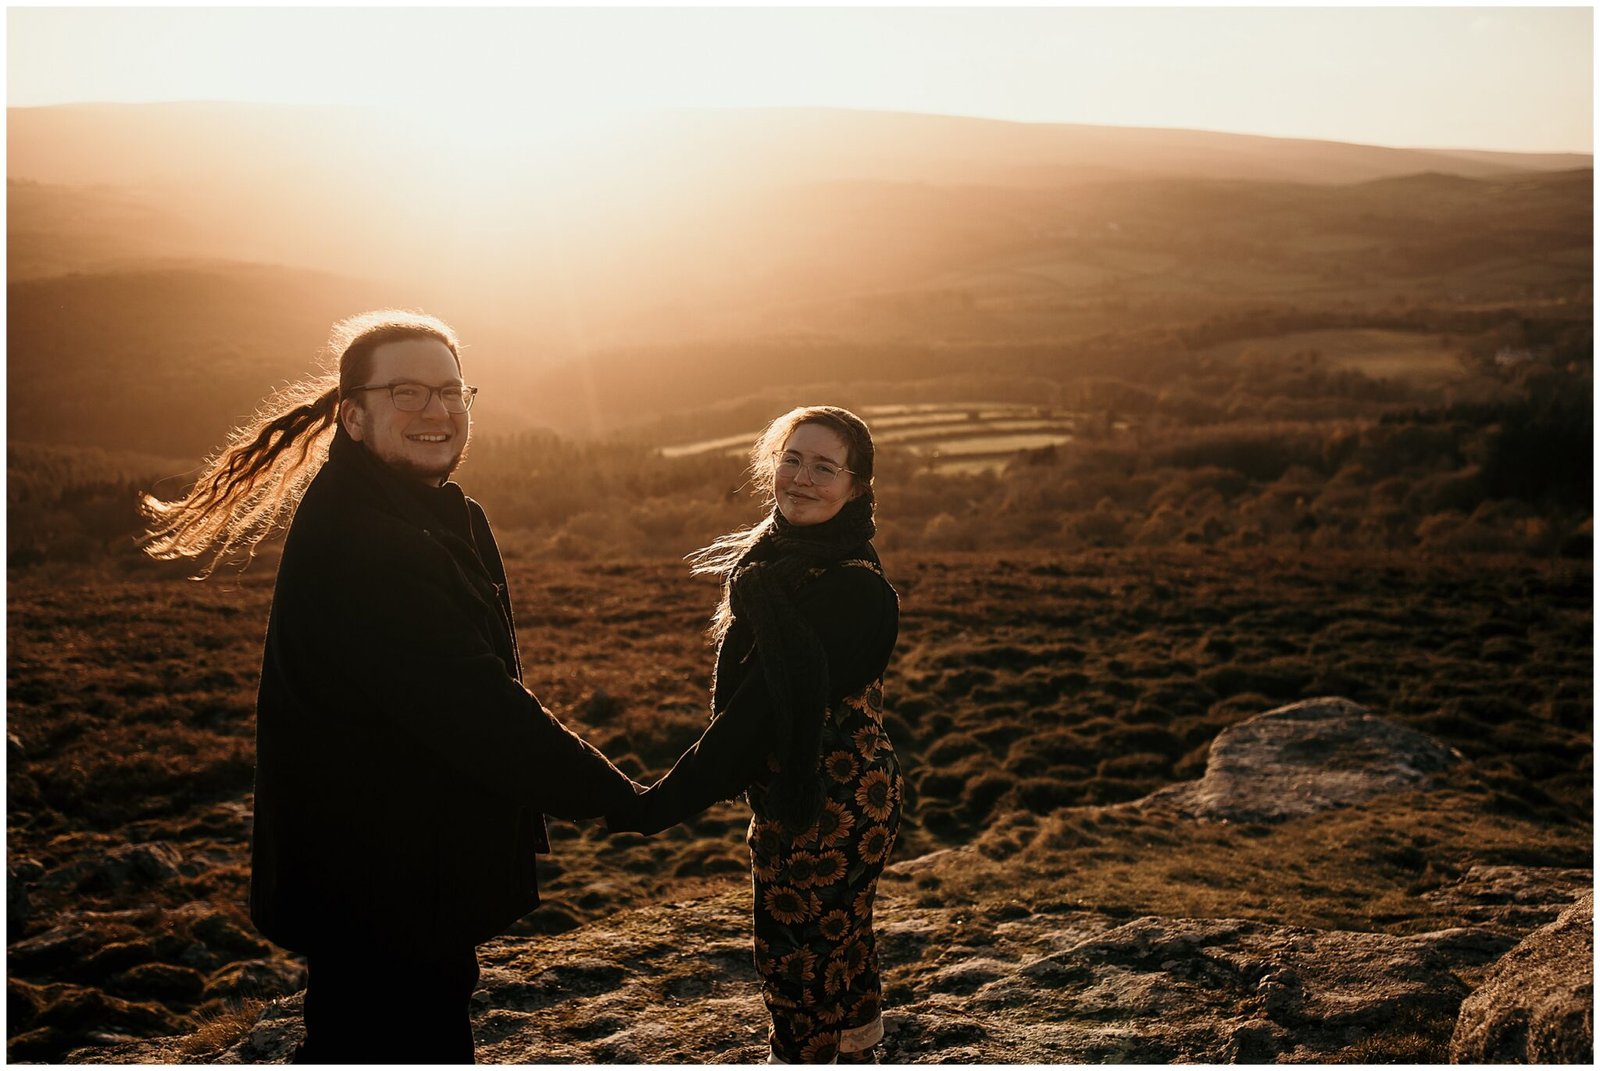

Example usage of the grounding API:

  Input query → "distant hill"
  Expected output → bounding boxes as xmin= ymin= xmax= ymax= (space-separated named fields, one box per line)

xmin=7 ymin=167 xmax=1590 ymax=443
xmin=6 ymin=264 xmax=381 ymax=458
xmin=9 ymin=103 xmax=1588 ymax=191
xmin=4 ymin=263 xmax=551 ymax=458
xmin=6 ymin=102 xmax=1591 ymax=444
xmin=7 ymin=103 xmax=1589 ymax=309
xmin=615 ymin=107 xmax=1591 ymax=187
xmin=6 ymin=180 xmax=229 ymax=279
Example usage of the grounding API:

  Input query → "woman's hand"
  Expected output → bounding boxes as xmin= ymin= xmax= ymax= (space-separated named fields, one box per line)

xmin=604 ymin=780 xmax=652 ymax=835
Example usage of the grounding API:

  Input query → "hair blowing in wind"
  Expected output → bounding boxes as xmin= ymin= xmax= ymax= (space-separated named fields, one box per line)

xmin=138 ymin=310 xmax=460 ymax=575
xmin=687 ymin=405 xmax=877 ymax=642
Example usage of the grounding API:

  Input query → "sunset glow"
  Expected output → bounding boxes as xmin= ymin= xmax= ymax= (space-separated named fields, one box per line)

xmin=7 ymin=7 xmax=1594 ymax=1060
xmin=7 ymin=5 xmax=1594 ymax=154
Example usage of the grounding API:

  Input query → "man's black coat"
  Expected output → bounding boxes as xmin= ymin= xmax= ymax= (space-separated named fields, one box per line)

xmin=250 ymin=430 xmax=637 ymax=954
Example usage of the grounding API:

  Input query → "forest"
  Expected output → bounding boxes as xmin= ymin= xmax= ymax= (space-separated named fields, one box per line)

xmin=9 ymin=307 xmax=1589 ymax=570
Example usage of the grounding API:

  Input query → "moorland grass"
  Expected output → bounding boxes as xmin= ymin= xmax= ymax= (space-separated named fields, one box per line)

xmin=9 ymin=547 xmax=1588 ymax=922
xmin=5 ymin=546 xmax=1591 ymax=1058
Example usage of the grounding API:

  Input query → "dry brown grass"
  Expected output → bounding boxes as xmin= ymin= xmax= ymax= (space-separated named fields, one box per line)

xmin=6 ymin=546 xmax=1591 ymax=1060
xmin=176 ymin=998 xmax=263 ymax=1058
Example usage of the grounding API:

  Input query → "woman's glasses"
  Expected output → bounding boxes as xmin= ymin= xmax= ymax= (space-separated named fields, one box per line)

xmin=774 ymin=452 xmax=855 ymax=486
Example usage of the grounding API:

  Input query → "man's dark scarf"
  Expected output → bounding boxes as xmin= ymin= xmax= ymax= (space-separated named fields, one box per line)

xmin=712 ymin=495 xmax=877 ymax=836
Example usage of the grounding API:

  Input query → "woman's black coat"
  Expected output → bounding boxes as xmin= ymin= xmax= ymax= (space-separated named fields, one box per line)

xmin=250 ymin=432 xmax=637 ymax=955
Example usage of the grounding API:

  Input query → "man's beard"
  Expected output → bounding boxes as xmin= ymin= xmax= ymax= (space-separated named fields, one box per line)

xmin=380 ymin=437 xmax=468 ymax=485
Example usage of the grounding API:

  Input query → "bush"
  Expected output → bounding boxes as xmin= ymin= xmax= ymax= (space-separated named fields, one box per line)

xmin=1016 ymin=777 xmax=1081 ymax=813
xmin=961 ymin=774 xmax=1013 ymax=817
xmin=916 ymin=770 xmax=966 ymax=801
xmin=1404 ymin=468 xmax=1486 ymax=514
xmin=1096 ymin=752 xmax=1171 ymax=779
xmin=1081 ymin=776 xmax=1146 ymax=805
xmin=1072 ymin=500 xmax=1129 ymax=547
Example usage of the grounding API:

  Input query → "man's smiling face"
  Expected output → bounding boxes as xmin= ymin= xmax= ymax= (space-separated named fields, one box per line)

xmin=339 ymin=337 xmax=469 ymax=485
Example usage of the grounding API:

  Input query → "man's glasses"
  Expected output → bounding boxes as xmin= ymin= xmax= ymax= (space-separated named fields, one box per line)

xmin=774 ymin=452 xmax=855 ymax=487
xmin=347 ymin=382 xmax=479 ymax=414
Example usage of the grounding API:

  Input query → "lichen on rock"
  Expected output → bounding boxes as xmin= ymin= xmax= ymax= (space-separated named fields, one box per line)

xmin=1449 ymin=891 xmax=1595 ymax=1064
xmin=1137 ymin=696 xmax=1461 ymax=823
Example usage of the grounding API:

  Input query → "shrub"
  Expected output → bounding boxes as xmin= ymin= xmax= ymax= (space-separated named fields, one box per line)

xmin=921 ymin=730 xmax=979 ymax=765
xmin=922 ymin=512 xmax=978 ymax=551
xmin=1133 ymin=505 xmax=1186 ymax=546
xmin=1096 ymin=752 xmax=1171 ymax=779
xmin=1020 ymin=729 xmax=1089 ymax=766
xmin=917 ymin=770 xmax=966 ymax=801
xmin=1148 ymin=466 xmax=1252 ymax=511
xmin=1072 ymin=500 xmax=1130 ymax=547
xmin=1111 ymin=725 xmax=1184 ymax=755
xmin=1081 ymin=776 xmax=1146 ymax=805
xmin=1016 ymin=777 xmax=1081 ymax=813
xmin=1404 ymin=468 xmax=1486 ymax=514
xmin=961 ymin=774 xmax=1013 ymax=817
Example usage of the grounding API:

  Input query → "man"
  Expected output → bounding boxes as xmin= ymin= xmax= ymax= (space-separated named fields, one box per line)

xmin=141 ymin=311 xmax=639 ymax=1062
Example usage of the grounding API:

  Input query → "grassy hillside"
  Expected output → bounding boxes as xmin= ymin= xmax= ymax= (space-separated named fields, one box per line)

xmin=7 ymin=549 xmax=1590 ymax=1061
xmin=5 ymin=265 xmax=386 ymax=458
xmin=7 ymin=103 xmax=1590 ymax=362
xmin=4 ymin=101 xmax=1591 ymax=1064
xmin=553 ymin=167 xmax=1592 ymax=355
xmin=4 ymin=263 xmax=558 ymax=458
xmin=13 ymin=166 xmax=1582 ymax=453
xmin=5 ymin=180 xmax=228 ymax=280
xmin=10 ymin=311 xmax=1589 ymax=570
xmin=9 ymin=98 xmax=1589 ymax=448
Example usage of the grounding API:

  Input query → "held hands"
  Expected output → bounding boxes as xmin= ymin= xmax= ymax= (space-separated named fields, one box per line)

xmin=604 ymin=779 xmax=653 ymax=836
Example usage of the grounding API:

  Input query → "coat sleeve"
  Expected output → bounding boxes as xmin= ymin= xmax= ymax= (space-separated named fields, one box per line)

xmin=609 ymin=566 xmax=896 ymax=835
xmin=277 ymin=517 xmax=639 ymax=820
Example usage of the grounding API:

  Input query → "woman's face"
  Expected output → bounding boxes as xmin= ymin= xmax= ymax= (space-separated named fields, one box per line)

xmin=774 ymin=422 xmax=858 ymax=527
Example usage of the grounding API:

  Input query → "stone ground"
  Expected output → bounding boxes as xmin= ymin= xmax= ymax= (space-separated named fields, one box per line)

xmin=71 ymin=856 xmax=1589 ymax=1065
xmin=68 ymin=701 xmax=1593 ymax=1065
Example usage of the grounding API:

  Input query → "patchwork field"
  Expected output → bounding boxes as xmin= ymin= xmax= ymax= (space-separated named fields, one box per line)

xmin=663 ymin=402 xmax=1079 ymax=473
xmin=6 ymin=547 xmax=1591 ymax=1061
xmin=1196 ymin=329 xmax=1476 ymax=387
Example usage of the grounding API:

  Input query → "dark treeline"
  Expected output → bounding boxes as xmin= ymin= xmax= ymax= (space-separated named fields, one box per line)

xmin=11 ymin=337 xmax=1588 ymax=570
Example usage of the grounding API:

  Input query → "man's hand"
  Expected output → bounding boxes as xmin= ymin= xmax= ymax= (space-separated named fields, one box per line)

xmin=604 ymin=783 xmax=651 ymax=835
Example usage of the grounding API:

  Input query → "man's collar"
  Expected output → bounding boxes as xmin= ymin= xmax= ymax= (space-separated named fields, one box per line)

xmin=326 ymin=430 xmax=466 ymax=524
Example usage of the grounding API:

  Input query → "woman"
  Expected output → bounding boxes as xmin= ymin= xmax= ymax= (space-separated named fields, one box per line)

xmin=608 ymin=405 xmax=902 ymax=1064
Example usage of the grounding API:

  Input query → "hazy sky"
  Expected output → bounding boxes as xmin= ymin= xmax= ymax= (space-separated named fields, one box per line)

xmin=6 ymin=4 xmax=1594 ymax=154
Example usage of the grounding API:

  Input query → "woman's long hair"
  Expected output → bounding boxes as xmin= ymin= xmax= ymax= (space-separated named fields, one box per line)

xmin=139 ymin=310 xmax=461 ymax=576
xmin=688 ymin=405 xmax=876 ymax=641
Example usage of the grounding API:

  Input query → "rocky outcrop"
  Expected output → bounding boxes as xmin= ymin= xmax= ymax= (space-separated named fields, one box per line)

xmin=892 ymin=909 xmax=1515 ymax=1063
xmin=39 ymin=843 xmax=184 ymax=894
xmin=1450 ymin=891 xmax=1594 ymax=1064
xmin=61 ymin=699 xmax=1587 ymax=1064
xmin=77 ymin=868 xmax=1593 ymax=1065
xmin=1137 ymin=697 xmax=1460 ymax=822
xmin=7 ymin=903 xmax=277 ymax=1062
xmin=1423 ymin=865 xmax=1591 ymax=934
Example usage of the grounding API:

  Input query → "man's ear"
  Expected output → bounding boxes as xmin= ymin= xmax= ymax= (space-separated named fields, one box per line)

xmin=339 ymin=397 xmax=367 ymax=442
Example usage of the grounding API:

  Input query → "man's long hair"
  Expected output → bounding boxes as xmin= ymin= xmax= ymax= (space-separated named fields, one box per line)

xmin=687 ymin=405 xmax=877 ymax=642
xmin=139 ymin=310 xmax=461 ymax=575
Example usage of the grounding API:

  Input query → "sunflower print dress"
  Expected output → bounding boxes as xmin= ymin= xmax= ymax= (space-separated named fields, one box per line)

xmin=747 ymin=563 xmax=903 ymax=1063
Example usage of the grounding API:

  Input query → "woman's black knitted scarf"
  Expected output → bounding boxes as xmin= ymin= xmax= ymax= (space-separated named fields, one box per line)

xmin=713 ymin=495 xmax=876 ymax=835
